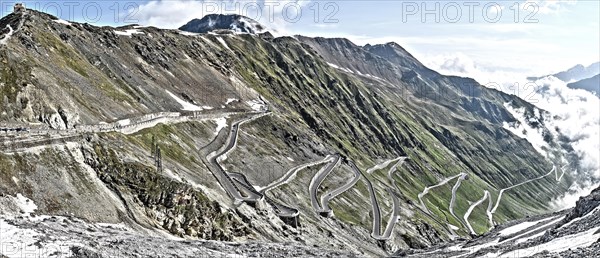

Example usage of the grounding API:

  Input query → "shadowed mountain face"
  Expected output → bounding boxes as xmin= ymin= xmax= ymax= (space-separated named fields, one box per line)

xmin=568 ymin=74 xmax=600 ymax=96
xmin=0 ymin=11 xmax=581 ymax=257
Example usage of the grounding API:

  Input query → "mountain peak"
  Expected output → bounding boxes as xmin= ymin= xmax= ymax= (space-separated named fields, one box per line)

xmin=528 ymin=61 xmax=600 ymax=82
xmin=179 ymin=14 xmax=267 ymax=34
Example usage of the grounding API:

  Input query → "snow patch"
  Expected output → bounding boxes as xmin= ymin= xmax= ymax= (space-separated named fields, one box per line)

xmin=502 ymin=216 xmax=563 ymax=243
xmin=252 ymin=185 xmax=264 ymax=192
xmin=178 ymin=30 xmax=199 ymax=36
xmin=500 ymin=226 xmax=600 ymax=257
xmin=225 ymin=98 xmax=238 ymax=105
xmin=216 ymin=37 xmax=232 ymax=51
xmin=53 ymin=19 xmax=72 ymax=25
xmin=499 ymin=216 xmax=557 ymax=236
xmin=114 ymin=29 xmax=144 ymax=36
xmin=116 ymin=119 xmax=131 ymax=127
xmin=165 ymin=90 xmax=203 ymax=111
xmin=366 ymin=157 xmax=403 ymax=174
xmin=213 ymin=117 xmax=227 ymax=135
xmin=0 ymin=25 xmax=14 ymax=45
xmin=327 ymin=62 xmax=355 ymax=74
xmin=0 ymin=219 xmax=72 ymax=258
xmin=448 ymin=224 xmax=460 ymax=231
xmin=246 ymin=100 xmax=267 ymax=112
xmin=14 ymin=194 xmax=37 ymax=216
xmin=164 ymin=169 xmax=184 ymax=183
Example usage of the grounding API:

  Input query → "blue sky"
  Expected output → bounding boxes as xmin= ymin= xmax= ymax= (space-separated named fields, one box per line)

xmin=1 ymin=0 xmax=598 ymax=84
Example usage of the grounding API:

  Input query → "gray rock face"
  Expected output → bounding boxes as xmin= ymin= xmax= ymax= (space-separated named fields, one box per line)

xmin=38 ymin=108 xmax=79 ymax=129
xmin=179 ymin=14 xmax=266 ymax=34
xmin=0 ymin=215 xmax=355 ymax=258
xmin=564 ymin=187 xmax=600 ymax=221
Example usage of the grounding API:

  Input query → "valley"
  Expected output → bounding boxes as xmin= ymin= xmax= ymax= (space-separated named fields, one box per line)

xmin=0 ymin=7 xmax=596 ymax=257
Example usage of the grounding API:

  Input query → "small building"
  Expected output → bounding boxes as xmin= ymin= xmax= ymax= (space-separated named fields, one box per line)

xmin=13 ymin=3 xmax=25 ymax=13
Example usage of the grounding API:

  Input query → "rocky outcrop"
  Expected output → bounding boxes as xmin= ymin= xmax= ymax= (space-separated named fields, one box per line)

xmin=37 ymin=107 xmax=79 ymax=129
xmin=563 ymin=187 xmax=600 ymax=224
xmin=179 ymin=14 xmax=266 ymax=34
xmin=83 ymin=144 xmax=251 ymax=240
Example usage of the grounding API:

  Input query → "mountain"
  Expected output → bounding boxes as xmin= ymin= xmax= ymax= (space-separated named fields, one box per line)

xmin=528 ymin=62 xmax=600 ymax=82
xmin=0 ymin=11 xmax=585 ymax=257
xmin=179 ymin=14 xmax=267 ymax=34
xmin=568 ymin=74 xmax=600 ymax=96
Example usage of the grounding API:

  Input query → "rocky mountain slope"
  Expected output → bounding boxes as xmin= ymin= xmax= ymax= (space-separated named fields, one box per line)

xmin=0 ymin=10 xmax=582 ymax=257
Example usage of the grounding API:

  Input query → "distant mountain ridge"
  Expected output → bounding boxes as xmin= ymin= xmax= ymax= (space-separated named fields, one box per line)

xmin=179 ymin=14 xmax=267 ymax=34
xmin=568 ymin=74 xmax=600 ymax=96
xmin=528 ymin=62 xmax=600 ymax=82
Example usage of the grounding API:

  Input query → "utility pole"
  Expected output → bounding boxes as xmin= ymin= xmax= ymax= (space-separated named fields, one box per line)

xmin=150 ymin=135 xmax=156 ymax=156
xmin=154 ymin=144 xmax=162 ymax=173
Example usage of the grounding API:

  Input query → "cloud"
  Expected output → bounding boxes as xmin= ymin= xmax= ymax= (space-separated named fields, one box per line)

xmin=506 ymin=75 xmax=599 ymax=210
xmin=533 ymin=77 xmax=599 ymax=179
xmin=419 ymin=52 xmax=537 ymax=92
xmin=527 ymin=0 xmax=578 ymax=14
xmin=484 ymin=23 xmax=541 ymax=33
xmin=134 ymin=0 xmax=209 ymax=28
xmin=423 ymin=52 xmax=599 ymax=210
xmin=135 ymin=0 xmax=310 ymax=34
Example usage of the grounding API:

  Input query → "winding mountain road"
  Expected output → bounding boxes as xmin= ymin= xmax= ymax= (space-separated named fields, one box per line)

xmin=309 ymin=154 xmax=342 ymax=213
xmin=1 ymin=109 xmax=241 ymax=152
xmin=460 ymin=165 xmax=560 ymax=235
xmin=260 ymin=155 xmax=338 ymax=194
xmin=362 ymin=158 xmax=409 ymax=240
xmin=386 ymin=157 xmax=408 ymax=194
xmin=463 ymin=190 xmax=492 ymax=235
xmin=449 ymin=173 xmax=468 ymax=228
xmin=366 ymin=157 xmax=405 ymax=174
xmin=202 ymin=111 xmax=270 ymax=203
xmin=491 ymin=166 xmax=556 ymax=215
xmin=418 ymin=173 xmax=464 ymax=214
xmin=364 ymin=170 xmax=400 ymax=240
xmin=319 ymin=160 xmax=362 ymax=213
xmin=228 ymin=171 xmax=299 ymax=217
